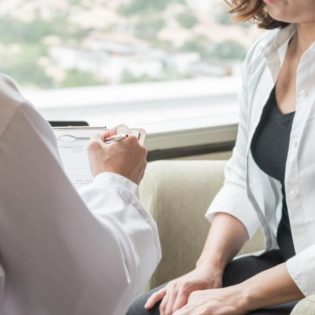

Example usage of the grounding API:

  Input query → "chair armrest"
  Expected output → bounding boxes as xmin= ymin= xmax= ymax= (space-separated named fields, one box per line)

xmin=291 ymin=296 xmax=315 ymax=315
xmin=140 ymin=160 xmax=264 ymax=289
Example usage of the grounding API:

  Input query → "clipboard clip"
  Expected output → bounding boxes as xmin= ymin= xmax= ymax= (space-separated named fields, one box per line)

xmin=57 ymin=135 xmax=91 ymax=142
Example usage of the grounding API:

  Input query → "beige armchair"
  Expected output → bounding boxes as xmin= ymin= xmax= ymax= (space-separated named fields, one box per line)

xmin=139 ymin=160 xmax=314 ymax=315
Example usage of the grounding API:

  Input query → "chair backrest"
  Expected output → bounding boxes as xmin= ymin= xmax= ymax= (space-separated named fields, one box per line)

xmin=140 ymin=160 xmax=265 ymax=289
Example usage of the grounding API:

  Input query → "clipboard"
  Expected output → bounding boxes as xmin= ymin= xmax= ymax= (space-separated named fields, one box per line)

xmin=54 ymin=127 xmax=105 ymax=189
xmin=54 ymin=126 xmax=146 ymax=189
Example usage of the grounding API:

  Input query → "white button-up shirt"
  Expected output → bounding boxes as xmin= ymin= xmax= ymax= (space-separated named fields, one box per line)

xmin=207 ymin=24 xmax=315 ymax=297
xmin=0 ymin=75 xmax=161 ymax=315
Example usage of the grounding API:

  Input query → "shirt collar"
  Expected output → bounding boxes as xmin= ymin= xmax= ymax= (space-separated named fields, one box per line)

xmin=262 ymin=24 xmax=296 ymax=63
xmin=262 ymin=23 xmax=315 ymax=59
xmin=259 ymin=24 xmax=296 ymax=82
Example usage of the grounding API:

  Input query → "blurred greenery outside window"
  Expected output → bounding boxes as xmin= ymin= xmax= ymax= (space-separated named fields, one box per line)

xmin=0 ymin=0 xmax=261 ymax=90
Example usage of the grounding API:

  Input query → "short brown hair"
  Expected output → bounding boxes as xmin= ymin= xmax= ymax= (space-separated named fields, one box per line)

xmin=226 ymin=0 xmax=289 ymax=29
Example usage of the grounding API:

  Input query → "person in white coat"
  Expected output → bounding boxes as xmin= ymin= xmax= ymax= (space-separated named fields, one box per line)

xmin=127 ymin=0 xmax=315 ymax=314
xmin=0 ymin=74 xmax=161 ymax=315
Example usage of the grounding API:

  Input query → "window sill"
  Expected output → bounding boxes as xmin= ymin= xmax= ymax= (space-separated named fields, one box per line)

xmin=24 ymin=78 xmax=240 ymax=152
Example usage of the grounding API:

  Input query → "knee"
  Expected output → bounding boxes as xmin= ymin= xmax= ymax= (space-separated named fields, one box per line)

xmin=127 ymin=284 xmax=165 ymax=315
xmin=127 ymin=297 xmax=158 ymax=315
xmin=126 ymin=303 xmax=147 ymax=315
xmin=127 ymin=304 xmax=157 ymax=315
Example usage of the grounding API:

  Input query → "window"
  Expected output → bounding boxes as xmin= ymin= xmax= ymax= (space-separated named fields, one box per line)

xmin=0 ymin=0 xmax=262 ymax=153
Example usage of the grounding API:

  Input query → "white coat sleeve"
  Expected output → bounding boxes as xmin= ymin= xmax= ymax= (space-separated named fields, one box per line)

xmin=77 ymin=172 xmax=162 ymax=305
xmin=0 ymin=95 xmax=161 ymax=315
xmin=205 ymin=48 xmax=260 ymax=238
xmin=287 ymin=245 xmax=315 ymax=297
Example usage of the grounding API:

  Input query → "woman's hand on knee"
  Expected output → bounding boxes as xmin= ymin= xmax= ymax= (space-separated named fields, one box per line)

xmin=145 ymin=264 xmax=223 ymax=315
xmin=144 ymin=287 xmax=167 ymax=311
xmin=173 ymin=285 xmax=249 ymax=315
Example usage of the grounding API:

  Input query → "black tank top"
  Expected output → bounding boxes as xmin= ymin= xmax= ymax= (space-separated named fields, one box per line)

xmin=250 ymin=86 xmax=296 ymax=261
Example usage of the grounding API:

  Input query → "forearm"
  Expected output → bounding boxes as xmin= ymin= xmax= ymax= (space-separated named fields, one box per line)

xmin=239 ymin=263 xmax=304 ymax=311
xmin=196 ymin=213 xmax=249 ymax=272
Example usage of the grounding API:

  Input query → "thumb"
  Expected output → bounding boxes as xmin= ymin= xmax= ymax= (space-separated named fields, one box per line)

xmin=88 ymin=135 xmax=105 ymax=152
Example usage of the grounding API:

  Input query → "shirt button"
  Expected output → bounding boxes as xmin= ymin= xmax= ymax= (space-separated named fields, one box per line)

xmin=289 ymin=189 xmax=299 ymax=200
xmin=298 ymin=230 xmax=306 ymax=239
xmin=297 ymin=234 xmax=305 ymax=242
xmin=299 ymin=90 xmax=307 ymax=98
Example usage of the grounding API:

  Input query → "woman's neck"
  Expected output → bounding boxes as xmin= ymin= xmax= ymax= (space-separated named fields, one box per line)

xmin=293 ymin=23 xmax=315 ymax=54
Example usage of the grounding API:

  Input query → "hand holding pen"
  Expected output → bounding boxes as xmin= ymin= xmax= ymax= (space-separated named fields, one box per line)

xmin=88 ymin=127 xmax=147 ymax=184
xmin=103 ymin=134 xmax=128 ymax=144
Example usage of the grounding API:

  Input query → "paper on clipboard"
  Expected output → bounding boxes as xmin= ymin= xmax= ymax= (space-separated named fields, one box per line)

xmin=54 ymin=127 xmax=103 ymax=189
xmin=54 ymin=126 xmax=146 ymax=189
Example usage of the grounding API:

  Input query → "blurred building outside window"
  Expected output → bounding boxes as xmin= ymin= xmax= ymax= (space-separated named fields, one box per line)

xmin=0 ymin=0 xmax=263 ymax=147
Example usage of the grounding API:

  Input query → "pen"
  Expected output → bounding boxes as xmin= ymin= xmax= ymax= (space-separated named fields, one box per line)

xmin=57 ymin=134 xmax=128 ymax=143
xmin=104 ymin=134 xmax=128 ymax=143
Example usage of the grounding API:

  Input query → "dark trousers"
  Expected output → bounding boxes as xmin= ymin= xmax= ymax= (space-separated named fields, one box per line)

xmin=127 ymin=250 xmax=298 ymax=315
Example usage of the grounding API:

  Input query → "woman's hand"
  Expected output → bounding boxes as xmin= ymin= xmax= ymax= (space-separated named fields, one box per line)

xmin=145 ymin=264 xmax=223 ymax=315
xmin=173 ymin=285 xmax=249 ymax=315
xmin=172 ymin=262 xmax=305 ymax=315
xmin=144 ymin=212 xmax=249 ymax=315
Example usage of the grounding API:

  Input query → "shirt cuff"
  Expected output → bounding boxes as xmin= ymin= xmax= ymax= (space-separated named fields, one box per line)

xmin=93 ymin=172 xmax=139 ymax=195
xmin=205 ymin=183 xmax=260 ymax=238
xmin=286 ymin=246 xmax=315 ymax=297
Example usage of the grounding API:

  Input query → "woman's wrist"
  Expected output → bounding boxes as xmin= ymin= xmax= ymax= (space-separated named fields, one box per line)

xmin=196 ymin=255 xmax=226 ymax=276
xmin=234 ymin=279 xmax=271 ymax=313
xmin=228 ymin=283 xmax=253 ymax=313
xmin=194 ymin=262 xmax=257 ymax=312
xmin=196 ymin=249 xmax=230 ymax=271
